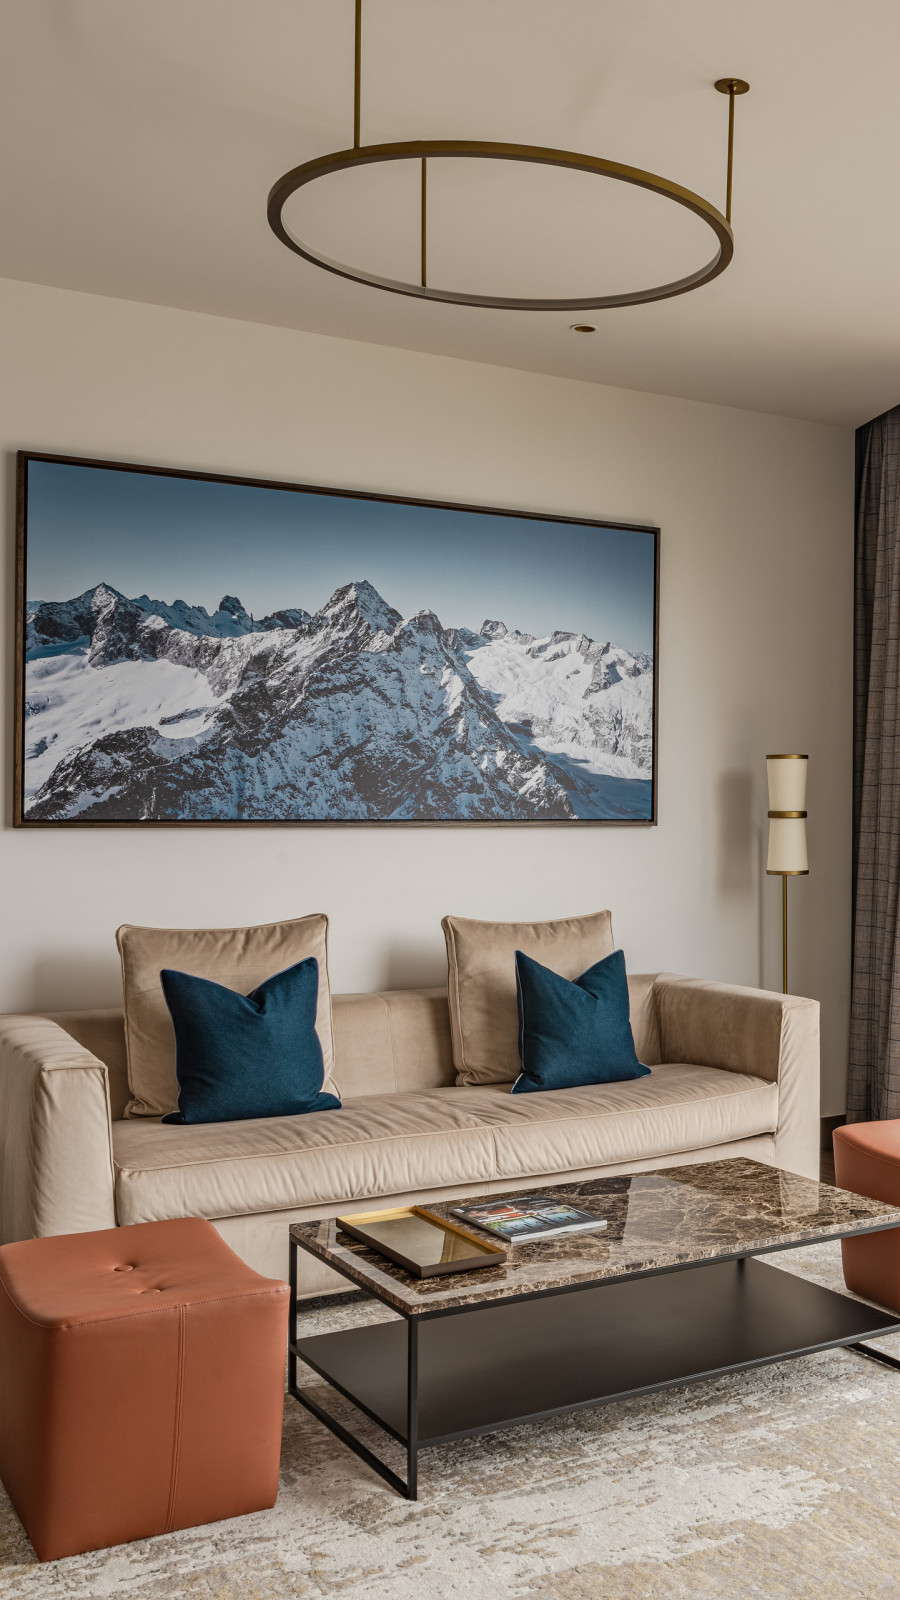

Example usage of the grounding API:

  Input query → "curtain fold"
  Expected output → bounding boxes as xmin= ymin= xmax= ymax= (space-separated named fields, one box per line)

xmin=849 ymin=404 xmax=900 ymax=1120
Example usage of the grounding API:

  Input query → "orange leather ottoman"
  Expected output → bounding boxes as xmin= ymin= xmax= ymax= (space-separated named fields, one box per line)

xmin=0 ymin=1217 xmax=289 ymax=1562
xmin=833 ymin=1120 xmax=900 ymax=1312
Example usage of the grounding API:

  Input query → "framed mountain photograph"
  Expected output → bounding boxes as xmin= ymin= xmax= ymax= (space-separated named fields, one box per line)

xmin=14 ymin=453 xmax=658 ymax=826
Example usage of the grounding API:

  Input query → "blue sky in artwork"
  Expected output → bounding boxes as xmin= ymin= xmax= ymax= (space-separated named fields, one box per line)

xmin=25 ymin=460 xmax=656 ymax=654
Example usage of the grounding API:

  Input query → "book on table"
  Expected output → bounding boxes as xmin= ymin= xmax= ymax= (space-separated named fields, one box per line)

xmin=450 ymin=1195 xmax=609 ymax=1242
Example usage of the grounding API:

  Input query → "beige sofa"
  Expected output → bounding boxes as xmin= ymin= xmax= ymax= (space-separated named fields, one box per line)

xmin=0 ymin=974 xmax=820 ymax=1295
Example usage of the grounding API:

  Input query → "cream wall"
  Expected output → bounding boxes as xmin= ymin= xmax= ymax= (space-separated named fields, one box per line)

xmin=0 ymin=277 xmax=853 ymax=1113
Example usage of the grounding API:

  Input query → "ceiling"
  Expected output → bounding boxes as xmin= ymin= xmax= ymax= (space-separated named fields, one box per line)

xmin=2 ymin=0 xmax=899 ymax=427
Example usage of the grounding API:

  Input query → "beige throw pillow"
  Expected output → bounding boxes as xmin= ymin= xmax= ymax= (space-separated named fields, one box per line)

xmin=117 ymin=915 xmax=335 ymax=1118
xmin=442 ymin=911 xmax=615 ymax=1086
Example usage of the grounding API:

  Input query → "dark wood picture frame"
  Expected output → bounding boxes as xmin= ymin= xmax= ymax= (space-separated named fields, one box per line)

xmin=14 ymin=450 xmax=659 ymax=828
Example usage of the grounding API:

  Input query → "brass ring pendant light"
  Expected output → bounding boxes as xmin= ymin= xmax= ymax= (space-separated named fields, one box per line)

xmin=267 ymin=2 xmax=749 ymax=311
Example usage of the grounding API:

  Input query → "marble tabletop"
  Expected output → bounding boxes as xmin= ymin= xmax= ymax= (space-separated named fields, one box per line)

xmin=290 ymin=1158 xmax=900 ymax=1318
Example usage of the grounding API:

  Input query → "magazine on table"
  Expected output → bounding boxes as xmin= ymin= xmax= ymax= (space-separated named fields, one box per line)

xmin=450 ymin=1195 xmax=609 ymax=1242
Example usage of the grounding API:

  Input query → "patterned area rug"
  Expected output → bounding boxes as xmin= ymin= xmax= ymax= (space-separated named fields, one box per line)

xmin=2 ymin=1241 xmax=899 ymax=1599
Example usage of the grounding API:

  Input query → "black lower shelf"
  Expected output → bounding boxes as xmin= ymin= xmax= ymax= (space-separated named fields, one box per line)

xmin=294 ymin=1256 xmax=900 ymax=1447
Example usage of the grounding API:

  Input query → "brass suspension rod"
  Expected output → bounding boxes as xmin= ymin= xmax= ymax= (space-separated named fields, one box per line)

xmin=714 ymin=77 xmax=749 ymax=225
xmin=421 ymin=158 xmax=427 ymax=287
xmin=726 ymin=88 xmax=734 ymax=222
xmin=354 ymin=0 xmax=362 ymax=147
xmin=355 ymin=0 xmax=429 ymax=289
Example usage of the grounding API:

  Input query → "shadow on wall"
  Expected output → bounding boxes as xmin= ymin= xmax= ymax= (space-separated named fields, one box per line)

xmin=378 ymin=942 xmax=448 ymax=994
xmin=25 ymin=951 xmax=122 ymax=1015
xmin=716 ymin=770 xmax=756 ymax=894
xmin=716 ymin=769 xmax=765 ymax=986
xmin=23 ymin=941 xmax=449 ymax=1011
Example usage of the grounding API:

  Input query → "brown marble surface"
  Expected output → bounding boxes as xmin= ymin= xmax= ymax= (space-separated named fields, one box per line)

xmin=290 ymin=1159 xmax=900 ymax=1318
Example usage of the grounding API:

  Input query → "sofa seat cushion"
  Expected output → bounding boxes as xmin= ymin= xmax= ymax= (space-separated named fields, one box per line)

xmin=111 ymin=1064 xmax=777 ymax=1227
xmin=113 ymin=1092 xmax=502 ymax=1226
xmin=466 ymin=1064 xmax=777 ymax=1180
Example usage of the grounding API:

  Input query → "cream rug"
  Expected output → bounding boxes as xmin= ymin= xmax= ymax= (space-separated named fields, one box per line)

xmin=2 ymin=1241 xmax=899 ymax=1599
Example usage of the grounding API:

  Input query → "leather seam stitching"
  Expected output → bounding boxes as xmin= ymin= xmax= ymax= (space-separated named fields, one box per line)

xmin=164 ymin=1303 xmax=186 ymax=1535
xmin=0 ymin=1285 xmax=287 ymax=1331
xmin=834 ymin=1145 xmax=900 ymax=1173
xmin=379 ymin=993 xmax=399 ymax=1095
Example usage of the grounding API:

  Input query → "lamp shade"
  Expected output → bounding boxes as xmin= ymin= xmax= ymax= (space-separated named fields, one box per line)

xmin=766 ymin=755 xmax=808 ymax=813
xmin=767 ymin=816 xmax=808 ymax=874
xmin=766 ymin=754 xmax=809 ymax=875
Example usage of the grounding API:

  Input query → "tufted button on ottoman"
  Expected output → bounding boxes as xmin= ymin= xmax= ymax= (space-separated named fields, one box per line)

xmin=0 ymin=1218 xmax=289 ymax=1562
xmin=833 ymin=1120 xmax=900 ymax=1312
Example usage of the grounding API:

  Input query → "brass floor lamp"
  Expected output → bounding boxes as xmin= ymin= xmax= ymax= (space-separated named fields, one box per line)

xmin=766 ymin=755 xmax=808 ymax=994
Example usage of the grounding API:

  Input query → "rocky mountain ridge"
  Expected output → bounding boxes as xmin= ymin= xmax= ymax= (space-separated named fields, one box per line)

xmin=26 ymin=583 xmax=312 ymax=658
xmin=24 ymin=580 xmax=653 ymax=821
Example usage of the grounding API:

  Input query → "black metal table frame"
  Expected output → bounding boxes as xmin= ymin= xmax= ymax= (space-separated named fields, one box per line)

xmin=288 ymin=1230 xmax=900 ymax=1502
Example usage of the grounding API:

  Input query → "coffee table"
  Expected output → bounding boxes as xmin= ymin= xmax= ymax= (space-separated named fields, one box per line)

xmin=289 ymin=1158 xmax=900 ymax=1499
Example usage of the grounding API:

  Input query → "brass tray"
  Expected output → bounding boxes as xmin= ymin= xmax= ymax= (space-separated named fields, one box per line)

xmin=336 ymin=1205 xmax=507 ymax=1278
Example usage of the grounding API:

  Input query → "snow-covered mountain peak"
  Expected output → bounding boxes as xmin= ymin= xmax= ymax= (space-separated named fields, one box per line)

xmin=392 ymin=609 xmax=445 ymax=651
xmin=317 ymin=580 xmax=403 ymax=639
xmin=458 ymin=617 xmax=653 ymax=788
xmin=25 ymin=586 xmax=120 ymax=654
xmin=259 ymin=606 xmax=312 ymax=632
xmin=91 ymin=582 xmax=125 ymax=609
xmin=210 ymin=595 xmax=256 ymax=633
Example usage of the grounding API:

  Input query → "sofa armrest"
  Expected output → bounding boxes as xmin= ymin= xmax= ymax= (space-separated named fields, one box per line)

xmin=654 ymin=975 xmax=820 ymax=1181
xmin=0 ymin=1016 xmax=117 ymax=1244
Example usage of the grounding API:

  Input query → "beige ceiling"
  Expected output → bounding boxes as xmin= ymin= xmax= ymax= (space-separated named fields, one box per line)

xmin=2 ymin=0 xmax=898 ymax=426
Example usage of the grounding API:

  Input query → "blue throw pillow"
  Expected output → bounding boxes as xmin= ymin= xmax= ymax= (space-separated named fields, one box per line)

xmin=160 ymin=957 xmax=341 ymax=1124
xmin=512 ymin=947 xmax=651 ymax=1094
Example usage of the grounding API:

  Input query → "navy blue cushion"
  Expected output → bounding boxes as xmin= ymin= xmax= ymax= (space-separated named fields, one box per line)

xmin=512 ymin=947 xmax=651 ymax=1094
xmin=160 ymin=957 xmax=341 ymax=1124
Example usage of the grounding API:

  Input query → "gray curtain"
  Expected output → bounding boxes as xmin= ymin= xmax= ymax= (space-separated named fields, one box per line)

xmin=849 ymin=404 xmax=900 ymax=1120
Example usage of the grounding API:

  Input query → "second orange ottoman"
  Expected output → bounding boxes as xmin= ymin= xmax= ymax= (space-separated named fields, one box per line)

xmin=0 ymin=1217 xmax=289 ymax=1562
xmin=833 ymin=1119 xmax=900 ymax=1312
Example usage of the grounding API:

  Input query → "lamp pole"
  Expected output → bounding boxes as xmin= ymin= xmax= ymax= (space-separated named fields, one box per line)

xmin=782 ymin=873 xmax=788 ymax=995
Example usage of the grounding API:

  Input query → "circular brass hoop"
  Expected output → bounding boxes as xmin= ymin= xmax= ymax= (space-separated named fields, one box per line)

xmin=267 ymin=140 xmax=735 ymax=311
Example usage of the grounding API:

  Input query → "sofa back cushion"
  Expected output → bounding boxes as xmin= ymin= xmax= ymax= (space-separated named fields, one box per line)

xmin=330 ymin=988 xmax=456 ymax=1096
xmin=442 ymin=911 xmax=616 ymax=1085
xmin=47 ymin=976 xmax=659 ymax=1110
xmin=116 ymin=916 xmax=335 ymax=1118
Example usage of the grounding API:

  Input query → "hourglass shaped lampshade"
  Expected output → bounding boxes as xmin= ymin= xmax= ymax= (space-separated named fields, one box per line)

xmin=766 ymin=755 xmax=808 ymax=875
